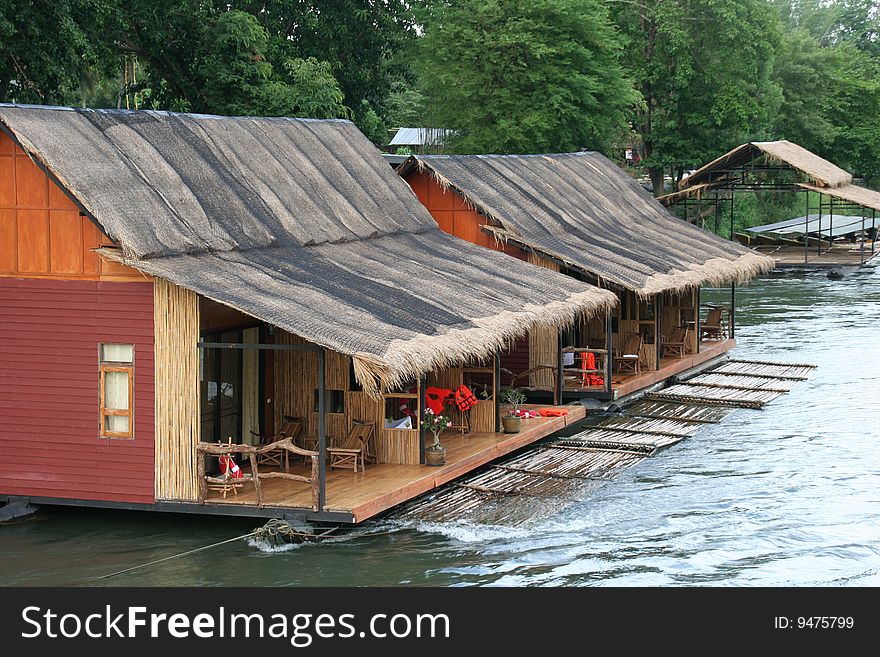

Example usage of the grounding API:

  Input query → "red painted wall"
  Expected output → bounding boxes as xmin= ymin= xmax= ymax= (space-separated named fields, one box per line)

xmin=0 ymin=278 xmax=155 ymax=504
xmin=404 ymin=170 xmax=531 ymax=376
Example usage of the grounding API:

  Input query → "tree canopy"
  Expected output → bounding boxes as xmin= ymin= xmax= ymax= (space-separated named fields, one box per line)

xmin=411 ymin=0 xmax=636 ymax=154
xmin=0 ymin=0 xmax=877 ymax=177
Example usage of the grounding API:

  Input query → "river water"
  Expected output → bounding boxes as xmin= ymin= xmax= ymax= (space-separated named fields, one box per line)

xmin=2 ymin=266 xmax=879 ymax=586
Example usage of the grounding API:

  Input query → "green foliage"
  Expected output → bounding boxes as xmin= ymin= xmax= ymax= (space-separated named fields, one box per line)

xmin=611 ymin=0 xmax=783 ymax=190
xmin=412 ymin=0 xmax=636 ymax=154
xmin=0 ymin=0 xmax=119 ymax=106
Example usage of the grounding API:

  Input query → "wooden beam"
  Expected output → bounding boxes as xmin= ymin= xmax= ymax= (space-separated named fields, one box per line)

xmin=317 ymin=348 xmax=326 ymax=511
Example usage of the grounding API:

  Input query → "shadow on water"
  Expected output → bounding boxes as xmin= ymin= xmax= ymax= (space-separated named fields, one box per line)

xmin=2 ymin=266 xmax=880 ymax=586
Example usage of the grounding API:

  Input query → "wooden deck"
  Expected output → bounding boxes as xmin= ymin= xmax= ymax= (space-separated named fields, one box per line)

xmin=203 ymin=404 xmax=586 ymax=522
xmin=756 ymin=243 xmax=879 ymax=267
xmin=565 ymin=338 xmax=736 ymax=399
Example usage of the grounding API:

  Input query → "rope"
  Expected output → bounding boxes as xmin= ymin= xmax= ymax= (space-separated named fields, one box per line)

xmin=89 ymin=530 xmax=262 ymax=582
xmin=90 ymin=519 xmax=341 ymax=582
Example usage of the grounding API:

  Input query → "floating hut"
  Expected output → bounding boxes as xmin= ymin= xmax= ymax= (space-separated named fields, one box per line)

xmin=397 ymin=153 xmax=774 ymax=402
xmin=659 ymin=140 xmax=880 ymax=267
xmin=0 ymin=105 xmax=617 ymax=523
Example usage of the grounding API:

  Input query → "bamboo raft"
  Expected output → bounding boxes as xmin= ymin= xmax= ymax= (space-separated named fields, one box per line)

xmin=625 ymin=400 xmax=733 ymax=423
xmin=646 ymin=384 xmax=784 ymax=408
xmin=597 ymin=416 xmax=702 ymax=437
xmin=716 ymin=360 xmax=816 ymax=380
xmin=394 ymin=359 xmax=815 ymax=527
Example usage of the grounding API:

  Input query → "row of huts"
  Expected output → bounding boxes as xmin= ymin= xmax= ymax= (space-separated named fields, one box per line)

xmin=0 ymin=105 xmax=773 ymax=523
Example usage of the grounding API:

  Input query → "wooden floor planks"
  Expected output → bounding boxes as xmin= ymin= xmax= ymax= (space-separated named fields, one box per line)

xmin=204 ymin=404 xmax=586 ymax=522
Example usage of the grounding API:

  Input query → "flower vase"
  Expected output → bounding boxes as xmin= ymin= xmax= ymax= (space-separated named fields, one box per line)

xmin=425 ymin=431 xmax=446 ymax=466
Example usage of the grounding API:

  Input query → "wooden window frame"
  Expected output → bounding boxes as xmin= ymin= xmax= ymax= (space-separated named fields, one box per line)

xmin=99 ymin=347 xmax=134 ymax=439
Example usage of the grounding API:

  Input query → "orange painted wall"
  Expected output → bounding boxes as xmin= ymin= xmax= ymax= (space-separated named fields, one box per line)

xmin=405 ymin=170 xmax=526 ymax=260
xmin=0 ymin=130 xmax=146 ymax=281
xmin=404 ymin=170 xmax=530 ymax=373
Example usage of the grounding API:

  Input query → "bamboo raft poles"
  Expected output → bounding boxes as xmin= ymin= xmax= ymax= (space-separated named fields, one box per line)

xmin=716 ymin=361 xmax=816 ymax=380
xmin=687 ymin=373 xmax=798 ymax=391
xmin=625 ymin=400 xmax=734 ymax=423
xmin=396 ymin=358 xmax=816 ymax=527
xmin=596 ymin=416 xmax=702 ymax=437
xmin=646 ymin=384 xmax=784 ymax=408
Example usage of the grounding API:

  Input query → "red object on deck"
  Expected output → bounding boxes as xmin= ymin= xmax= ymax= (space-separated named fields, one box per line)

xmin=0 ymin=278 xmax=156 ymax=504
xmin=538 ymin=408 xmax=568 ymax=417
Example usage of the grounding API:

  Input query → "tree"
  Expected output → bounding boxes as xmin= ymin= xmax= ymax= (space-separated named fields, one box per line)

xmin=610 ymin=0 xmax=783 ymax=195
xmin=0 ymin=0 xmax=119 ymax=106
xmin=412 ymin=0 xmax=636 ymax=154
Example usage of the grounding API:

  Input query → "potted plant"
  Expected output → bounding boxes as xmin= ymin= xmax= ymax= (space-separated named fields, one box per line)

xmin=499 ymin=387 xmax=528 ymax=433
xmin=423 ymin=407 xmax=451 ymax=466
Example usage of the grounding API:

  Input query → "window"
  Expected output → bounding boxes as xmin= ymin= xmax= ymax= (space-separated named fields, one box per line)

xmin=314 ymin=389 xmax=345 ymax=414
xmin=100 ymin=343 xmax=134 ymax=438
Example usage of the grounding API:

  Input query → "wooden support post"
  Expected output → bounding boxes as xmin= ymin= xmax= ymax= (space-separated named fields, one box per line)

xmin=197 ymin=449 xmax=207 ymax=504
xmin=494 ymin=351 xmax=502 ymax=433
xmin=861 ymin=209 xmax=866 ymax=265
xmin=730 ymin=283 xmax=736 ymax=339
xmin=872 ymin=210 xmax=876 ymax=254
xmin=419 ymin=374 xmax=427 ymax=464
xmin=817 ymin=198 xmax=822 ymax=257
xmin=605 ymin=309 xmax=613 ymax=396
xmin=248 ymin=453 xmax=263 ymax=508
xmin=729 ymin=193 xmax=735 ymax=241
xmin=317 ymin=348 xmax=326 ymax=512
xmin=695 ymin=287 xmax=701 ymax=354
xmin=555 ymin=330 xmax=564 ymax=405
xmin=804 ymin=191 xmax=809 ymax=264
xmin=654 ymin=293 xmax=661 ymax=371
xmin=828 ymin=197 xmax=833 ymax=254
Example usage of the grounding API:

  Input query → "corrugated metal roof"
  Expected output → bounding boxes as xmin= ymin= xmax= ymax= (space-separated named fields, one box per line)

xmin=389 ymin=127 xmax=452 ymax=146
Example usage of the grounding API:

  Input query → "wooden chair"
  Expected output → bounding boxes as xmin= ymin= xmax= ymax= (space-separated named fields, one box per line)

xmin=613 ymin=333 xmax=643 ymax=375
xmin=699 ymin=307 xmax=725 ymax=341
xmin=512 ymin=365 xmax=559 ymax=404
xmin=250 ymin=416 xmax=303 ymax=471
xmin=661 ymin=326 xmax=691 ymax=359
xmin=206 ymin=440 xmax=253 ymax=499
xmin=328 ymin=421 xmax=376 ymax=473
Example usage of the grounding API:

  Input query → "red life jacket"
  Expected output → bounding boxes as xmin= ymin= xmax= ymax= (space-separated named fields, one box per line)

xmin=454 ymin=384 xmax=478 ymax=412
xmin=425 ymin=386 xmax=452 ymax=415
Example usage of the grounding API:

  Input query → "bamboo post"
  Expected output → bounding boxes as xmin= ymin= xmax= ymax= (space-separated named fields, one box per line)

xmin=654 ymin=294 xmax=661 ymax=371
xmin=310 ymin=452 xmax=320 ymax=512
xmin=197 ymin=450 xmax=206 ymax=504
xmin=804 ymin=190 xmax=809 ymax=264
xmin=494 ymin=351 xmax=501 ymax=433
xmin=555 ymin=330 xmax=563 ymax=405
xmin=604 ymin=308 xmax=613 ymax=396
xmin=730 ymin=283 xmax=736 ymax=339
xmin=317 ymin=348 xmax=326 ymax=512
xmin=860 ymin=207 xmax=866 ymax=265
xmin=419 ymin=374 xmax=427 ymax=464
xmin=249 ymin=453 xmax=263 ymax=508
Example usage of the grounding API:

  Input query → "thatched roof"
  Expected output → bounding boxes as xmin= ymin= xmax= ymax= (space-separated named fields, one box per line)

xmin=0 ymin=105 xmax=615 ymax=394
xmin=680 ymin=140 xmax=852 ymax=190
xmin=399 ymin=153 xmax=773 ymax=296
xmin=797 ymin=183 xmax=880 ymax=212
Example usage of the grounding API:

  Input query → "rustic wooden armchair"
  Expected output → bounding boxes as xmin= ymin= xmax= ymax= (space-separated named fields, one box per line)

xmin=511 ymin=365 xmax=559 ymax=404
xmin=661 ymin=326 xmax=691 ymax=359
xmin=250 ymin=416 xmax=303 ymax=471
xmin=613 ymin=333 xmax=643 ymax=376
xmin=328 ymin=420 xmax=376 ymax=473
xmin=699 ymin=307 xmax=725 ymax=341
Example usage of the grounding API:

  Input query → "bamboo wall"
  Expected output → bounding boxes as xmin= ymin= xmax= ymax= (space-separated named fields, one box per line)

xmin=273 ymin=329 xmax=423 ymax=464
xmin=153 ymin=279 xmax=200 ymax=501
xmin=527 ymin=253 xmax=560 ymax=388
xmin=272 ymin=333 xmax=495 ymax=465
